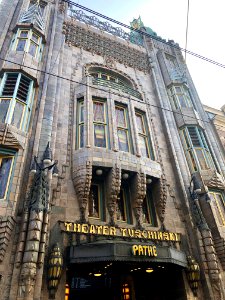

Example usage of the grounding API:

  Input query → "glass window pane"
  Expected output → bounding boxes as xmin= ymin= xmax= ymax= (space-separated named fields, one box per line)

xmin=31 ymin=33 xmax=39 ymax=43
xmin=94 ymin=124 xmax=106 ymax=147
xmin=0 ymin=99 xmax=10 ymax=123
xmin=175 ymin=86 xmax=182 ymax=93
xmin=19 ymin=31 xmax=28 ymax=38
xmin=88 ymin=185 xmax=100 ymax=218
xmin=188 ymin=150 xmax=198 ymax=171
xmin=16 ymin=39 xmax=26 ymax=51
xmin=28 ymin=41 xmax=37 ymax=57
xmin=79 ymin=103 xmax=84 ymax=122
xmin=93 ymin=102 xmax=105 ymax=122
xmin=118 ymin=129 xmax=129 ymax=152
xmin=195 ymin=149 xmax=208 ymax=170
xmin=116 ymin=107 xmax=126 ymax=128
xmin=79 ymin=124 xmax=84 ymax=148
xmin=11 ymin=101 xmax=24 ymax=129
xmin=136 ymin=114 xmax=145 ymax=134
xmin=0 ymin=157 xmax=13 ymax=199
xmin=178 ymin=95 xmax=187 ymax=108
xmin=139 ymin=135 xmax=149 ymax=157
xmin=117 ymin=190 xmax=126 ymax=221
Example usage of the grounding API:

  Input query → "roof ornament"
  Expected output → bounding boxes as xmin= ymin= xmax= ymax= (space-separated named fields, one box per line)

xmin=19 ymin=0 xmax=45 ymax=31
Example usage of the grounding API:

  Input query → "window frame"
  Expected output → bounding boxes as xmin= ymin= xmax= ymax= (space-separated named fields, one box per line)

xmin=115 ymin=103 xmax=132 ymax=153
xmin=0 ymin=148 xmax=17 ymax=201
xmin=117 ymin=183 xmax=132 ymax=224
xmin=180 ymin=126 xmax=215 ymax=172
xmin=76 ymin=99 xmax=84 ymax=149
xmin=92 ymin=98 xmax=109 ymax=149
xmin=135 ymin=109 xmax=154 ymax=159
xmin=0 ymin=72 xmax=34 ymax=131
xmin=142 ymin=189 xmax=157 ymax=226
xmin=88 ymin=182 xmax=105 ymax=221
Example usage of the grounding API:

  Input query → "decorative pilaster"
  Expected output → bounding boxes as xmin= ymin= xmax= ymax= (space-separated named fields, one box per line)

xmin=107 ymin=164 xmax=121 ymax=225
xmin=16 ymin=144 xmax=58 ymax=300
xmin=72 ymin=160 xmax=92 ymax=222
xmin=133 ymin=172 xmax=146 ymax=228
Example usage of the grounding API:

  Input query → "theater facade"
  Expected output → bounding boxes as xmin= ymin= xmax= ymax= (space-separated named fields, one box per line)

xmin=1 ymin=1 xmax=225 ymax=300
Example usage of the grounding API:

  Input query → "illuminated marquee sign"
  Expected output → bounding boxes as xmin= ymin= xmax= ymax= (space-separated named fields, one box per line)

xmin=62 ymin=222 xmax=181 ymax=242
xmin=132 ymin=245 xmax=157 ymax=257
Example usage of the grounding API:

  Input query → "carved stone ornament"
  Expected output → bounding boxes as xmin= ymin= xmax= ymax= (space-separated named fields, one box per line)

xmin=204 ymin=170 xmax=225 ymax=190
xmin=133 ymin=172 xmax=146 ymax=227
xmin=0 ymin=216 xmax=16 ymax=263
xmin=72 ymin=160 xmax=92 ymax=222
xmin=157 ymin=175 xmax=167 ymax=224
xmin=18 ymin=262 xmax=37 ymax=298
xmin=107 ymin=164 xmax=121 ymax=225
xmin=63 ymin=21 xmax=150 ymax=73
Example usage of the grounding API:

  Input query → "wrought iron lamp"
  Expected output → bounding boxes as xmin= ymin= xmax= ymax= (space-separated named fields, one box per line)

xmin=47 ymin=243 xmax=63 ymax=299
xmin=186 ymin=256 xmax=200 ymax=296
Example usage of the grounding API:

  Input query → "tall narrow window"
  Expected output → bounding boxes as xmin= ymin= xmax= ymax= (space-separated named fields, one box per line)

xmin=135 ymin=110 xmax=154 ymax=159
xmin=122 ymin=283 xmax=131 ymax=300
xmin=168 ymin=85 xmax=193 ymax=109
xmin=117 ymin=184 xmax=131 ymax=224
xmin=88 ymin=183 xmax=104 ymax=220
xmin=142 ymin=190 xmax=157 ymax=226
xmin=0 ymin=73 xmax=34 ymax=131
xmin=93 ymin=99 xmax=108 ymax=148
xmin=180 ymin=126 xmax=215 ymax=172
xmin=77 ymin=100 xmax=84 ymax=148
xmin=14 ymin=28 xmax=43 ymax=60
xmin=0 ymin=149 xmax=15 ymax=200
xmin=115 ymin=104 xmax=132 ymax=152
xmin=209 ymin=191 xmax=225 ymax=226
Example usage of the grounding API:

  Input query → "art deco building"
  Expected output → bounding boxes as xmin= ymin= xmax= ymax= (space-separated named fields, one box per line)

xmin=0 ymin=0 xmax=225 ymax=299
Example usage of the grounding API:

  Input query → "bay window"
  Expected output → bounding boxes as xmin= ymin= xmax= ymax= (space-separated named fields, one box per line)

xmin=13 ymin=28 xmax=43 ymax=60
xmin=0 ymin=73 xmax=34 ymax=131
xmin=168 ymin=84 xmax=193 ymax=109
xmin=180 ymin=126 xmax=215 ymax=172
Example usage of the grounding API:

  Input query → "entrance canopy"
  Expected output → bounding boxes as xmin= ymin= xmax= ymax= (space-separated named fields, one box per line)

xmin=69 ymin=241 xmax=187 ymax=267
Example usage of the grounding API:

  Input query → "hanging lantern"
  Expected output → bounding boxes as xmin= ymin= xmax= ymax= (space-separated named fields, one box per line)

xmin=47 ymin=243 xmax=63 ymax=299
xmin=186 ymin=256 xmax=200 ymax=296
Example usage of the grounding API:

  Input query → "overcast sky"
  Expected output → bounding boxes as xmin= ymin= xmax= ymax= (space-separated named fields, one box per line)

xmin=72 ymin=0 xmax=225 ymax=110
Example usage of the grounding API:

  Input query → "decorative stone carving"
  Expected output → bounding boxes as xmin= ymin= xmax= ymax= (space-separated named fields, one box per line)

xmin=68 ymin=9 xmax=144 ymax=47
xmin=18 ymin=262 xmax=37 ymax=298
xmin=0 ymin=123 xmax=24 ymax=149
xmin=133 ymin=172 xmax=146 ymax=228
xmin=107 ymin=164 xmax=121 ymax=225
xmin=19 ymin=1 xmax=45 ymax=32
xmin=157 ymin=175 xmax=167 ymax=224
xmin=59 ymin=0 xmax=66 ymax=14
xmin=0 ymin=216 xmax=16 ymax=263
xmin=204 ymin=170 xmax=225 ymax=190
xmin=72 ymin=160 xmax=92 ymax=222
xmin=63 ymin=21 xmax=149 ymax=73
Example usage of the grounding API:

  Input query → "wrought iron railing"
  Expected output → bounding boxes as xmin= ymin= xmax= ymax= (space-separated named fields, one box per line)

xmin=92 ymin=78 xmax=142 ymax=100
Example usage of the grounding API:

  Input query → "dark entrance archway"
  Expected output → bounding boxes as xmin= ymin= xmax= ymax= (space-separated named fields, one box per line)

xmin=67 ymin=261 xmax=187 ymax=300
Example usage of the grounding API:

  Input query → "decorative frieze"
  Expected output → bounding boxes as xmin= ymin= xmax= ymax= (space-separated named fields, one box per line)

xmin=63 ymin=21 xmax=149 ymax=73
xmin=133 ymin=172 xmax=146 ymax=227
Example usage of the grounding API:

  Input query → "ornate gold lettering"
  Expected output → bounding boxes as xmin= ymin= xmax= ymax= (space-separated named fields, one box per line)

xmin=120 ymin=228 xmax=127 ymax=237
xmin=163 ymin=232 xmax=169 ymax=240
xmin=89 ymin=224 xmax=96 ymax=234
xmin=141 ymin=230 xmax=148 ymax=239
xmin=103 ymin=226 xmax=109 ymax=235
xmin=157 ymin=232 xmax=163 ymax=240
xmin=81 ymin=224 xmax=88 ymax=234
xmin=110 ymin=227 xmax=116 ymax=236
xmin=127 ymin=229 xmax=134 ymax=237
xmin=96 ymin=225 xmax=103 ymax=234
xmin=135 ymin=230 xmax=141 ymax=238
xmin=132 ymin=245 xmax=138 ymax=255
xmin=64 ymin=222 xmax=72 ymax=231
